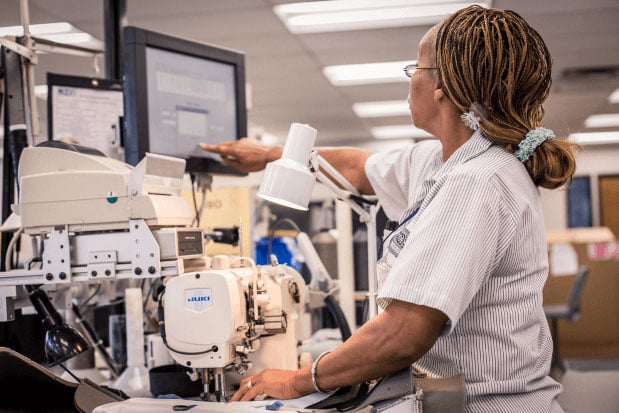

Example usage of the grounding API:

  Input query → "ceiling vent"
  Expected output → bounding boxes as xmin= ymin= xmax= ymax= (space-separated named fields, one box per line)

xmin=555 ymin=65 xmax=619 ymax=93
xmin=561 ymin=65 xmax=619 ymax=80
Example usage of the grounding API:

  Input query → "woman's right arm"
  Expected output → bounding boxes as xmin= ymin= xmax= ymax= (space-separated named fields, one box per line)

xmin=201 ymin=139 xmax=375 ymax=195
xmin=316 ymin=146 xmax=375 ymax=195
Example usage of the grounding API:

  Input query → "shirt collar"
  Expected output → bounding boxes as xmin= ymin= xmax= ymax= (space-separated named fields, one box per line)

xmin=431 ymin=129 xmax=494 ymax=179
xmin=421 ymin=130 xmax=494 ymax=188
xmin=442 ymin=129 xmax=493 ymax=168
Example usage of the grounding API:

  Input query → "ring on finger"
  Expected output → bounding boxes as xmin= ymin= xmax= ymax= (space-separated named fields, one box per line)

xmin=247 ymin=380 xmax=253 ymax=389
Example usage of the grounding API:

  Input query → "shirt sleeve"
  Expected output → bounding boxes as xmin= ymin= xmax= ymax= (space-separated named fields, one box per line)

xmin=377 ymin=171 xmax=504 ymax=335
xmin=365 ymin=141 xmax=441 ymax=220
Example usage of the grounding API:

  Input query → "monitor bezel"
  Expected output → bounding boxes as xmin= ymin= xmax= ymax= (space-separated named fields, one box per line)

xmin=122 ymin=26 xmax=247 ymax=175
xmin=46 ymin=72 xmax=124 ymax=148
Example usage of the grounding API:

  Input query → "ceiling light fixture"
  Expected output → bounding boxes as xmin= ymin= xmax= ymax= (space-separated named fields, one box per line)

xmin=324 ymin=60 xmax=410 ymax=86
xmin=274 ymin=0 xmax=492 ymax=34
xmin=353 ymin=100 xmax=410 ymax=118
xmin=584 ymin=114 xmax=619 ymax=129
xmin=41 ymin=32 xmax=93 ymax=44
xmin=0 ymin=22 xmax=72 ymax=37
xmin=569 ymin=131 xmax=619 ymax=145
xmin=0 ymin=22 xmax=102 ymax=49
xmin=371 ymin=125 xmax=433 ymax=139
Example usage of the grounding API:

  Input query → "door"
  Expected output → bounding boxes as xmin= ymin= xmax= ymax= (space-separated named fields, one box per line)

xmin=599 ymin=175 xmax=619 ymax=238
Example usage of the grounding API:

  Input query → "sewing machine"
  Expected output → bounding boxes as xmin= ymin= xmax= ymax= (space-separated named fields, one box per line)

xmin=163 ymin=255 xmax=307 ymax=401
xmin=0 ymin=145 xmax=310 ymax=401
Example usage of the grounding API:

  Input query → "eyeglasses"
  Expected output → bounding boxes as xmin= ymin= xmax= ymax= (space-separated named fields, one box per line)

xmin=403 ymin=63 xmax=437 ymax=77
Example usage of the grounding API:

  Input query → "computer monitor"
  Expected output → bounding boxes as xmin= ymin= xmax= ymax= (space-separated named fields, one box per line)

xmin=47 ymin=73 xmax=124 ymax=159
xmin=122 ymin=26 xmax=247 ymax=175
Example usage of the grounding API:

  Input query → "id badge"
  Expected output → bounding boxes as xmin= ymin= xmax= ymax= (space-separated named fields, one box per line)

xmin=388 ymin=227 xmax=410 ymax=257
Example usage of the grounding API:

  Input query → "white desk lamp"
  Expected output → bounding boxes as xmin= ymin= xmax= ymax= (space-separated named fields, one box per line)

xmin=257 ymin=123 xmax=380 ymax=319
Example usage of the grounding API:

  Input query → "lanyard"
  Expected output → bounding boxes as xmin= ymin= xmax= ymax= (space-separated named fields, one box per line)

xmin=378 ymin=208 xmax=418 ymax=259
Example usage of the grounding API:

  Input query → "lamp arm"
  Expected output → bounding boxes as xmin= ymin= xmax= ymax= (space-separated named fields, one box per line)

xmin=313 ymin=151 xmax=360 ymax=196
xmin=310 ymin=150 xmax=369 ymax=218
xmin=315 ymin=170 xmax=369 ymax=219
xmin=29 ymin=287 xmax=64 ymax=329
xmin=311 ymin=150 xmax=379 ymax=220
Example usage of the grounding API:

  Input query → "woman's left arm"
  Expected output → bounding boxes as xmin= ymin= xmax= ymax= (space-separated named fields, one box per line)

xmin=231 ymin=299 xmax=448 ymax=401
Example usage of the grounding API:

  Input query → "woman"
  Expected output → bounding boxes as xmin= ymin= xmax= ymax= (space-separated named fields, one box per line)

xmin=202 ymin=6 xmax=575 ymax=412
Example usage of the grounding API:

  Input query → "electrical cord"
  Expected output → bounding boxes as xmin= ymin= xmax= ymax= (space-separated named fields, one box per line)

xmin=190 ymin=173 xmax=201 ymax=227
xmin=78 ymin=284 xmax=102 ymax=309
xmin=143 ymin=278 xmax=159 ymax=310
xmin=58 ymin=362 xmax=81 ymax=382
xmin=324 ymin=294 xmax=352 ymax=341
xmin=189 ymin=173 xmax=210 ymax=227
xmin=72 ymin=303 xmax=120 ymax=378
xmin=360 ymin=296 xmax=369 ymax=326
xmin=4 ymin=227 xmax=23 ymax=271
xmin=268 ymin=218 xmax=301 ymax=259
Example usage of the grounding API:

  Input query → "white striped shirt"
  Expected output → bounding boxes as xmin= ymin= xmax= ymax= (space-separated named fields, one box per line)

xmin=365 ymin=130 xmax=563 ymax=413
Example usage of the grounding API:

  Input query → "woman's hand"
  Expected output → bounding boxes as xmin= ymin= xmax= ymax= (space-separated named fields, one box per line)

xmin=200 ymin=138 xmax=282 ymax=173
xmin=230 ymin=369 xmax=308 ymax=401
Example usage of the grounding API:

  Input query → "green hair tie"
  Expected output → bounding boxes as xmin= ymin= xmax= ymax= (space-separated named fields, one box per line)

xmin=514 ymin=127 xmax=555 ymax=162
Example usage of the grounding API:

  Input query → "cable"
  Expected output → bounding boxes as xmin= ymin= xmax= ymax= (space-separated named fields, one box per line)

xmin=190 ymin=173 xmax=200 ymax=227
xmin=78 ymin=284 xmax=102 ymax=309
xmin=189 ymin=173 xmax=210 ymax=227
xmin=324 ymin=294 xmax=352 ymax=341
xmin=143 ymin=278 xmax=159 ymax=310
xmin=195 ymin=175 xmax=208 ymax=224
xmin=4 ymin=227 xmax=23 ymax=271
xmin=72 ymin=303 xmax=120 ymax=378
xmin=58 ymin=362 xmax=81 ymax=382
xmin=360 ymin=296 xmax=369 ymax=326
xmin=268 ymin=218 xmax=301 ymax=259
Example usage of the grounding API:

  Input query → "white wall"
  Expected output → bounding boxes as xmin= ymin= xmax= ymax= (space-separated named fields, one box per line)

xmin=540 ymin=144 xmax=619 ymax=230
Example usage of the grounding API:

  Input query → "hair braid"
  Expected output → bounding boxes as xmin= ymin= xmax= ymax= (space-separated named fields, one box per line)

xmin=435 ymin=6 xmax=576 ymax=188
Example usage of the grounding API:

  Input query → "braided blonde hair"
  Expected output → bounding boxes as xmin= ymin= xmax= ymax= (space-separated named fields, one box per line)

xmin=435 ymin=6 xmax=576 ymax=189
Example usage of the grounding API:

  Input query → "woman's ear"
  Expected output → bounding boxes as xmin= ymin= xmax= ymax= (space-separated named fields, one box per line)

xmin=433 ymin=87 xmax=445 ymax=104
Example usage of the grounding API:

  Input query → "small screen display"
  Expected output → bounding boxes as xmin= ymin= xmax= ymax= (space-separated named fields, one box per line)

xmin=145 ymin=47 xmax=237 ymax=161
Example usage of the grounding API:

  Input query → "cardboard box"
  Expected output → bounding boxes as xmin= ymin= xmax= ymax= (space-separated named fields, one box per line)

xmin=544 ymin=227 xmax=619 ymax=358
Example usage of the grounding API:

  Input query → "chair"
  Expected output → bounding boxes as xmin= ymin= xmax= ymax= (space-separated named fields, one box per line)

xmin=544 ymin=266 xmax=589 ymax=371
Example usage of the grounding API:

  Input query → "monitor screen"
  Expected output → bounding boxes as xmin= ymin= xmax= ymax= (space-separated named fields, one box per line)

xmin=122 ymin=26 xmax=247 ymax=174
xmin=47 ymin=73 xmax=124 ymax=159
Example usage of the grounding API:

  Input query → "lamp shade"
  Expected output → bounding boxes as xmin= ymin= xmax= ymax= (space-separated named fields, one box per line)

xmin=29 ymin=287 xmax=89 ymax=366
xmin=45 ymin=323 xmax=90 ymax=366
xmin=257 ymin=123 xmax=317 ymax=210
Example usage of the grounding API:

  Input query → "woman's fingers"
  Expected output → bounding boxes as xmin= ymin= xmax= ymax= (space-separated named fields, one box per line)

xmin=231 ymin=375 xmax=261 ymax=401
